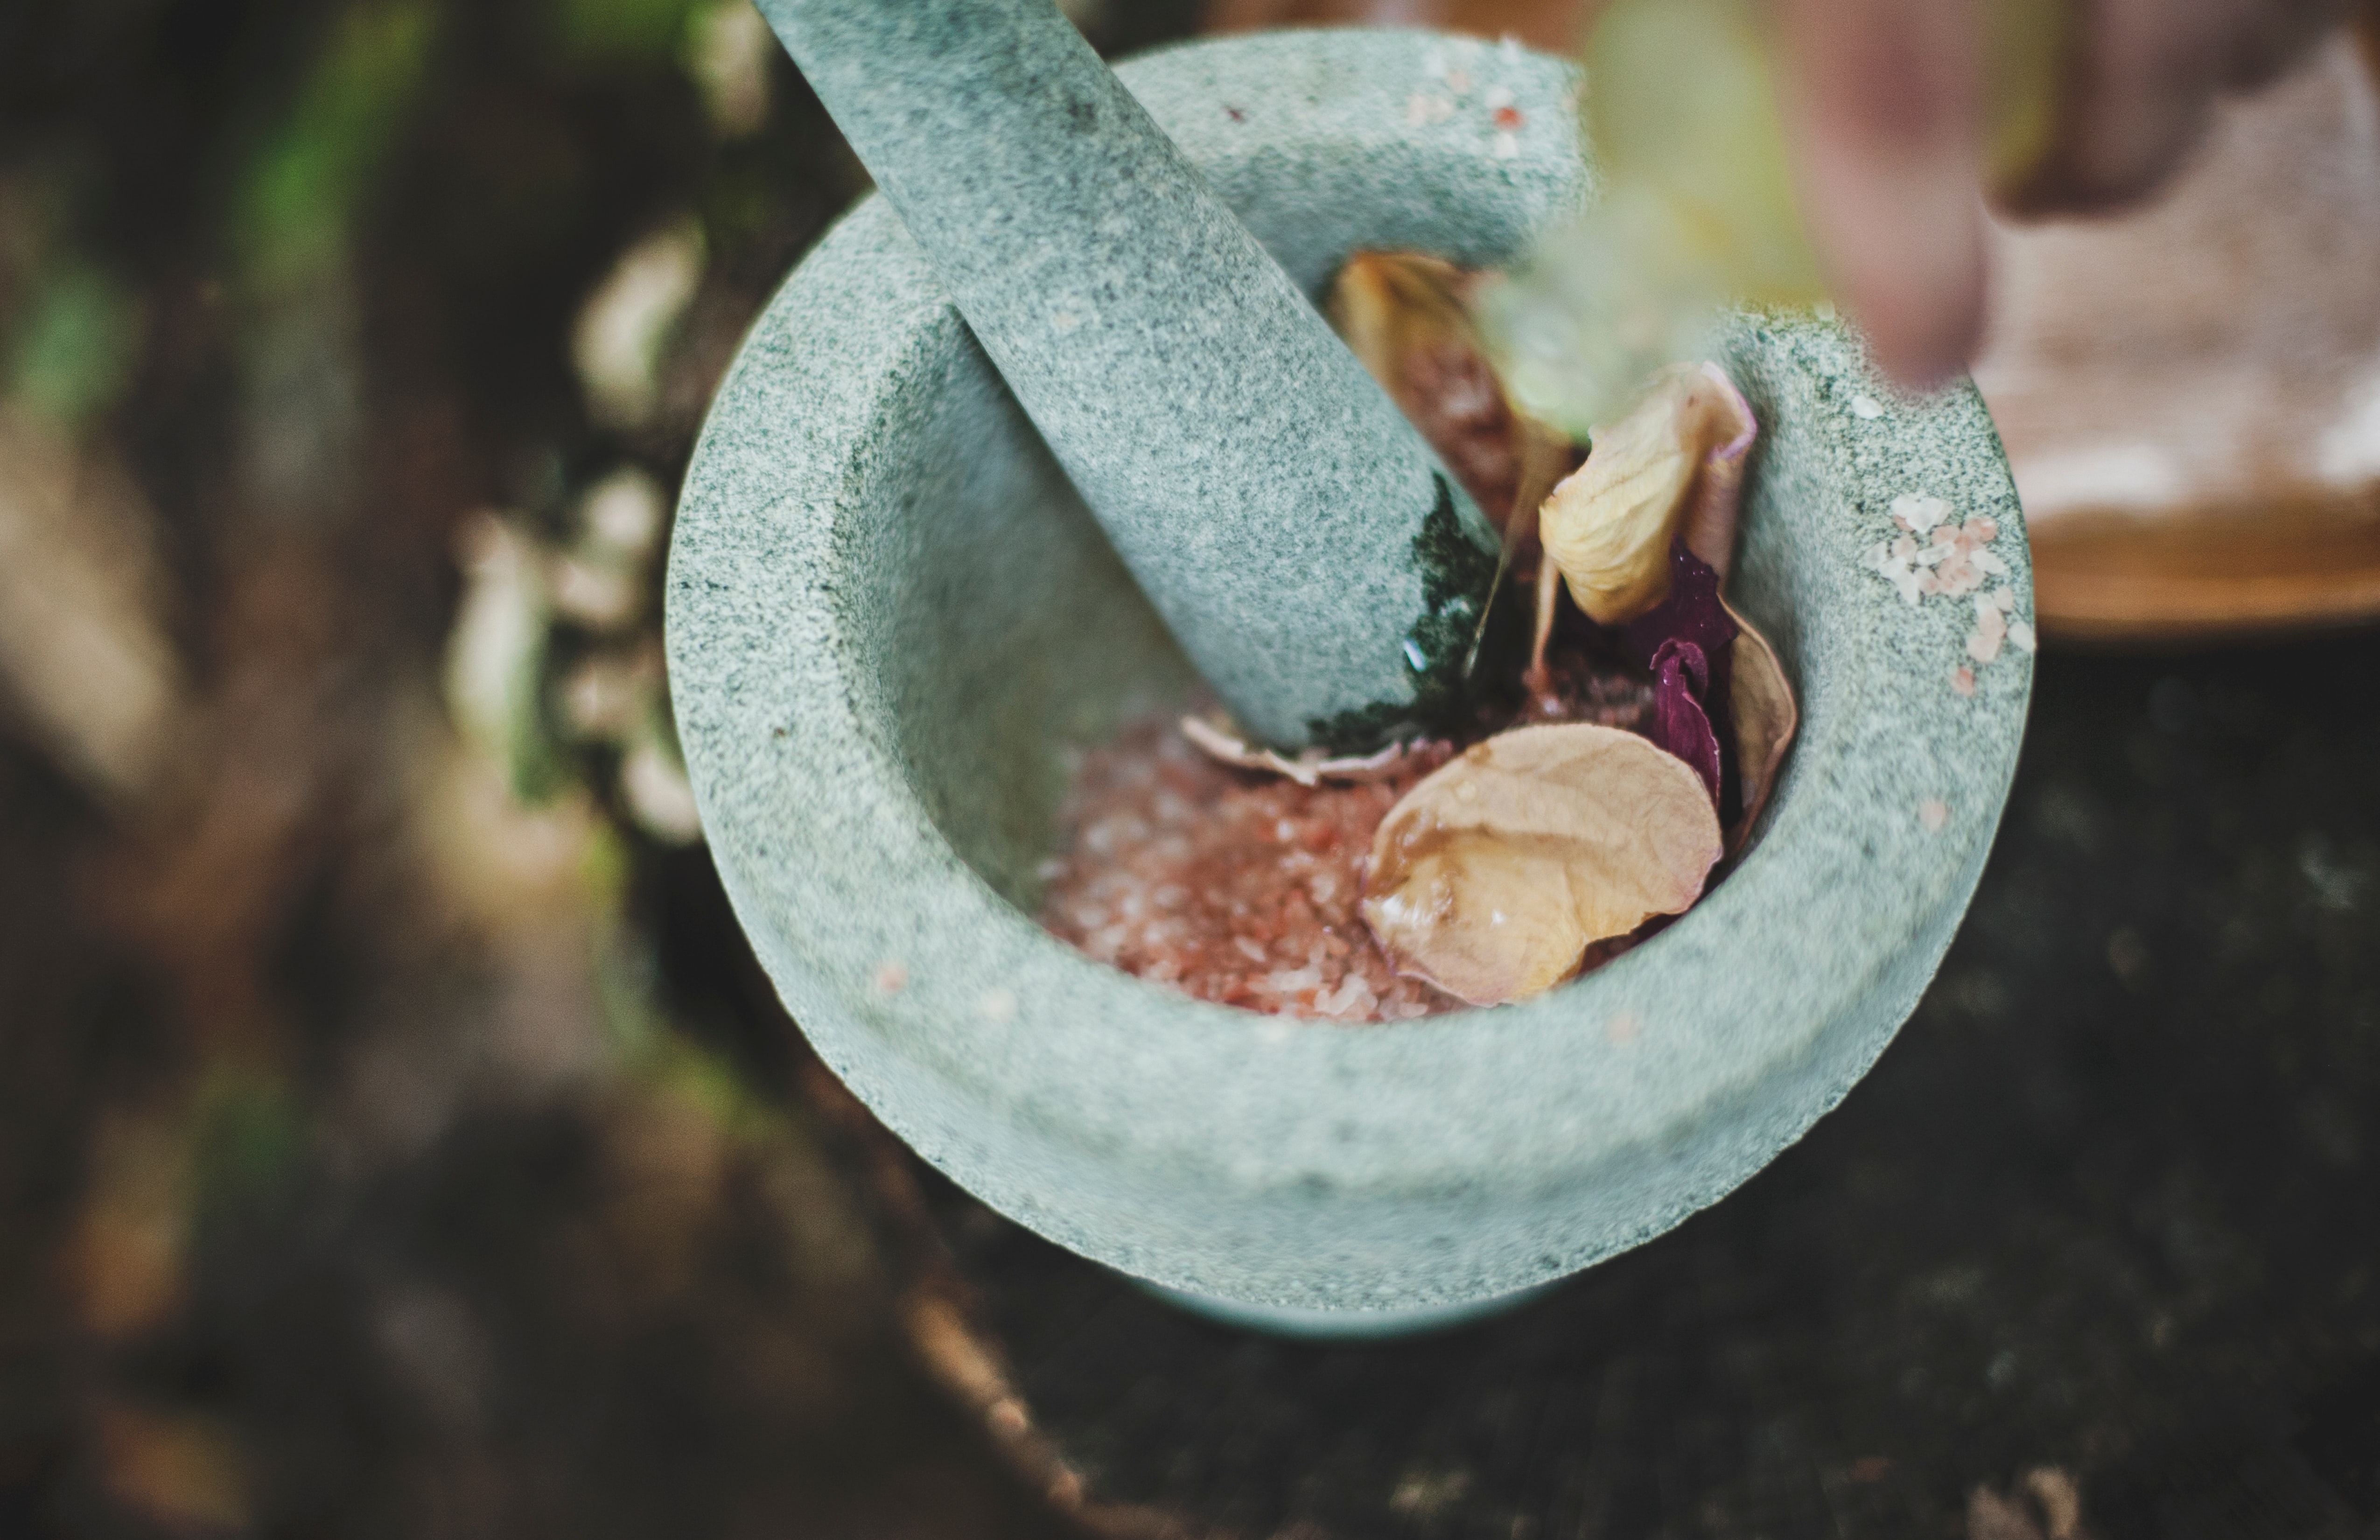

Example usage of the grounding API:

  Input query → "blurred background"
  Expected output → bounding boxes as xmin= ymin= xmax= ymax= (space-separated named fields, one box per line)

xmin=0 ymin=1 xmax=1193 ymax=1531
xmin=3 ymin=2 xmax=2379 ymax=1537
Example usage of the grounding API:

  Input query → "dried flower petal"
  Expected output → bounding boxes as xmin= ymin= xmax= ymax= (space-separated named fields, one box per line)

xmin=1537 ymin=364 xmax=1756 ymax=625
xmin=1362 ymin=724 xmax=1722 ymax=1005
xmin=1327 ymin=252 xmax=1573 ymax=533
xmin=1622 ymin=541 xmax=1738 ymax=677
xmin=1647 ymin=638 xmax=1721 ymax=803
xmin=1179 ymin=714 xmax=1430 ymax=787
xmin=1677 ymin=364 xmax=1757 ymax=583
xmin=1722 ymin=597 xmax=1797 ymax=851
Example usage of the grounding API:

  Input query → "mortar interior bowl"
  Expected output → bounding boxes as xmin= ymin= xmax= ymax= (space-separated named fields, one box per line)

xmin=665 ymin=28 xmax=2033 ymax=1326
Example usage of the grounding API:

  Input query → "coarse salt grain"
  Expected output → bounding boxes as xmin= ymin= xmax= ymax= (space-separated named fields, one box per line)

xmin=1967 ymin=602 xmax=2007 ymax=663
xmin=1919 ymin=798 xmax=1950 ymax=832
xmin=1038 ymin=722 xmax=1462 ymax=1022
xmin=1406 ymin=93 xmax=1456 ymax=126
xmin=875 ymin=961 xmax=908 ymax=994
xmin=1891 ymin=493 xmax=1951 ymax=533
xmin=1851 ymin=394 xmax=1884 ymax=420
xmin=1951 ymin=666 xmax=1976 ymax=697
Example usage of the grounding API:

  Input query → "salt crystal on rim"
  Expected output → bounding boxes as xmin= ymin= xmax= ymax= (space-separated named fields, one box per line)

xmin=1919 ymin=798 xmax=1950 ymax=832
xmin=1891 ymin=493 xmax=1951 ymax=532
xmin=1967 ymin=604 xmax=2007 ymax=663
xmin=1406 ymin=93 xmax=1455 ymax=126
xmin=1951 ymin=666 xmax=1976 ymax=698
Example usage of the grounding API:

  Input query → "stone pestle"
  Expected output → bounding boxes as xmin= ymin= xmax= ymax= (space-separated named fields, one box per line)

xmin=753 ymin=0 xmax=1502 ymax=753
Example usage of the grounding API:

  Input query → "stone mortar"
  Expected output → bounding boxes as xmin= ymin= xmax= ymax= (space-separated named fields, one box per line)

xmin=755 ymin=0 xmax=1545 ymax=753
xmin=666 ymin=29 xmax=2034 ymax=1328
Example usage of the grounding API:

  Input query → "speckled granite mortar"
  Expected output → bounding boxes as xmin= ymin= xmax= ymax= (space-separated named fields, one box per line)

xmin=666 ymin=29 xmax=2033 ymax=1329
xmin=755 ymin=0 xmax=1519 ymax=752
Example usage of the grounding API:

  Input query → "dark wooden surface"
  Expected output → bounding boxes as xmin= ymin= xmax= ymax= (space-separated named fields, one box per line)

xmin=869 ymin=632 xmax=2380 ymax=1540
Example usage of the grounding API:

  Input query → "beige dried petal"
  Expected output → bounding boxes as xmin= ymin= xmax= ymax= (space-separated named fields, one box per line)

xmin=1327 ymin=251 xmax=1574 ymax=534
xmin=1678 ymin=363 xmax=1757 ymax=581
xmin=1178 ymin=714 xmax=1423 ymax=786
xmin=1538 ymin=363 xmax=1756 ymax=625
xmin=1362 ymin=724 xmax=1722 ymax=1005
xmin=1722 ymin=599 xmax=1798 ymax=852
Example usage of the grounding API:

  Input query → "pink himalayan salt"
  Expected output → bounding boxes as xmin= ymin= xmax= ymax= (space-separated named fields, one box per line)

xmin=1039 ymin=723 xmax=1463 ymax=1022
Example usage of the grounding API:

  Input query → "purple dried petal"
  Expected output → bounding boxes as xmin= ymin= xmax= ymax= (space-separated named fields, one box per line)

xmin=1622 ymin=540 xmax=1739 ymax=672
xmin=1621 ymin=541 xmax=1739 ymax=814
xmin=1647 ymin=638 xmax=1722 ymax=804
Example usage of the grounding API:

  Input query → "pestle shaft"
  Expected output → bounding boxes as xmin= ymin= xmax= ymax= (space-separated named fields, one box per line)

xmin=755 ymin=0 xmax=1500 ymax=752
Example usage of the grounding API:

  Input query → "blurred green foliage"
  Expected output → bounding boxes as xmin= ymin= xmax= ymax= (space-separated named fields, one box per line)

xmin=5 ymin=259 xmax=142 ymax=425
xmin=554 ymin=0 xmax=709 ymax=64
xmin=233 ymin=0 xmax=440 ymax=293
xmin=189 ymin=1068 xmax=308 ymax=1225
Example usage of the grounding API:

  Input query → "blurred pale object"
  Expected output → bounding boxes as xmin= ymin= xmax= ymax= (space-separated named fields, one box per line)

xmin=573 ymin=218 xmax=705 ymax=431
xmin=685 ymin=0 xmax=774 ymax=138
xmin=0 ymin=412 xmax=185 ymax=803
xmin=1204 ymin=0 xmax=1581 ymax=50
xmin=1479 ymin=0 xmax=1826 ymax=434
xmin=1973 ymin=32 xmax=2380 ymax=637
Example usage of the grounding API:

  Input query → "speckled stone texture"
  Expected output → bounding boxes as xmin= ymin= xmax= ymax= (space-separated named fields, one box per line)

xmin=752 ymin=0 xmax=1566 ymax=751
xmin=666 ymin=30 xmax=2033 ymax=1324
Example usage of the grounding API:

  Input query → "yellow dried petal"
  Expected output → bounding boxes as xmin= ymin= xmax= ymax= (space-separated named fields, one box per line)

xmin=1538 ymin=363 xmax=1752 ymax=624
xmin=1361 ymin=724 xmax=1722 ymax=1005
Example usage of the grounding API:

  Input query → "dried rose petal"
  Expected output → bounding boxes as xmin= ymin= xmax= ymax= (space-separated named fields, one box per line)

xmin=1617 ymin=540 xmax=1739 ymax=780
xmin=1537 ymin=363 xmax=1758 ymax=626
xmin=1722 ymin=598 xmax=1797 ymax=851
xmin=1622 ymin=541 xmax=1738 ymax=676
xmin=1647 ymin=638 xmax=1721 ymax=803
xmin=1361 ymin=724 xmax=1722 ymax=1005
